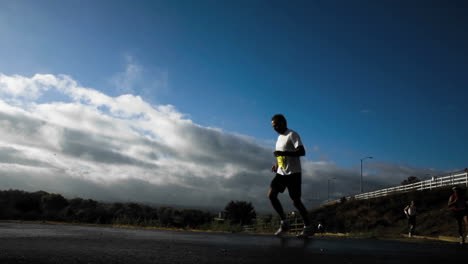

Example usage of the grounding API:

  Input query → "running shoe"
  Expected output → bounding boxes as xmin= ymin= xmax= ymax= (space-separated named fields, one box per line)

xmin=274 ymin=221 xmax=289 ymax=236
xmin=296 ymin=226 xmax=314 ymax=239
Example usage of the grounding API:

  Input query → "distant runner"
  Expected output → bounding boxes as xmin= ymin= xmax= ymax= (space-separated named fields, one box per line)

xmin=448 ymin=186 xmax=468 ymax=244
xmin=404 ymin=200 xmax=417 ymax=237
xmin=268 ymin=114 xmax=313 ymax=238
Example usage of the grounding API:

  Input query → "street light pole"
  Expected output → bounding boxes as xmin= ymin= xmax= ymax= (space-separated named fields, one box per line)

xmin=360 ymin=156 xmax=373 ymax=193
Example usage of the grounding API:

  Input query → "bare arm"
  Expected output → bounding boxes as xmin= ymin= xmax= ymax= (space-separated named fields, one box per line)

xmin=271 ymin=163 xmax=278 ymax=173
xmin=274 ymin=145 xmax=306 ymax=157
xmin=448 ymin=195 xmax=457 ymax=207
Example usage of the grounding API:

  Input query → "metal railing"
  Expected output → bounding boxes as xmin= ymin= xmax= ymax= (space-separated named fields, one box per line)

xmin=353 ymin=170 xmax=468 ymax=200
xmin=241 ymin=225 xmax=255 ymax=232
xmin=241 ymin=211 xmax=304 ymax=234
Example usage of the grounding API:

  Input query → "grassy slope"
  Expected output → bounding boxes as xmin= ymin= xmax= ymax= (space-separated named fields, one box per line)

xmin=308 ymin=185 xmax=463 ymax=238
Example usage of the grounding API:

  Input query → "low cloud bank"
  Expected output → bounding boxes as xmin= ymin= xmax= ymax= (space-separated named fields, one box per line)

xmin=0 ymin=73 xmax=443 ymax=212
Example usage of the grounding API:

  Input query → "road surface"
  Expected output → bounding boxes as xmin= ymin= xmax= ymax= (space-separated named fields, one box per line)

xmin=0 ymin=222 xmax=466 ymax=263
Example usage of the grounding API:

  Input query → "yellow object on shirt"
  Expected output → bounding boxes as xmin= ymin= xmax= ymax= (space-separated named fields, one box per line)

xmin=277 ymin=156 xmax=286 ymax=169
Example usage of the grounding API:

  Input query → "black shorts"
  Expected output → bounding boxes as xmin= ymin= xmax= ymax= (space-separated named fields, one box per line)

xmin=270 ymin=173 xmax=302 ymax=199
xmin=408 ymin=215 xmax=416 ymax=226
xmin=452 ymin=209 xmax=468 ymax=220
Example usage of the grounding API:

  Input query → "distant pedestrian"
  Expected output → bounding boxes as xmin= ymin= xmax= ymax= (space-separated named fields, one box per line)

xmin=404 ymin=200 xmax=417 ymax=237
xmin=448 ymin=186 xmax=468 ymax=244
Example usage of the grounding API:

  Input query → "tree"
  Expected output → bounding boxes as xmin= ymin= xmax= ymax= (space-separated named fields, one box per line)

xmin=401 ymin=176 xmax=420 ymax=185
xmin=180 ymin=209 xmax=211 ymax=228
xmin=158 ymin=206 xmax=175 ymax=226
xmin=65 ymin=198 xmax=100 ymax=223
xmin=41 ymin=193 xmax=69 ymax=220
xmin=224 ymin=200 xmax=256 ymax=225
xmin=15 ymin=191 xmax=41 ymax=213
xmin=41 ymin=193 xmax=68 ymax=212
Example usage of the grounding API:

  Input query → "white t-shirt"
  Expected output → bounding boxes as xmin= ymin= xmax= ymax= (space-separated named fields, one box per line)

xmin=275 ymin=129 xmax=303 ymax=175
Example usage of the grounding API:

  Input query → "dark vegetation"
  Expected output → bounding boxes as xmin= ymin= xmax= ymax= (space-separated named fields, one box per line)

xmin=0 ymin=189 xmax=248 ymax=231
xmin=1 ymin=186 xmax=464 ymax=238
xmin=401 ymin=176 xmax=421 ymax=185
xmin=309 ymin=185 xmax=463 ymax=238
xmin=224 ymin=200 xmax=256 ymax=225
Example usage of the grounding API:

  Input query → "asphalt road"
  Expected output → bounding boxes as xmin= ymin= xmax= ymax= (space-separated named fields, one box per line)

xmin=0 ymin=222 xmax=466 ymax=264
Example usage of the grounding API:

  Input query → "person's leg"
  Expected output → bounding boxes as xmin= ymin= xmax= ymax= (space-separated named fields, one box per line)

xmin=288 ymin=173 xmax=310 ymax=226
xmin=268 ymin=181 xmax=290 ymax=235
xmin=463 ymin=215 xmax=468 ymax=237
xmin=457 ymin=217 xmax=463 ymax=237
xmin=292 ymin=197 xmax=310 ymax=226
xmin=410 ymin=216 xmax=416 ymax=234
xmin=407 ymin=218 xmax=412 ymax=237
xmin=290 ymin=190 xmax=313 ymax=238
xmin=267 ymin=188 xmax=286 ymax=220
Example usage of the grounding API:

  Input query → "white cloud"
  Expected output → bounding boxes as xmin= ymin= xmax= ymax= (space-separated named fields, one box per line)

xmin=109 ymin=55 xmax=168 ymax=97
xmin=110 ymin=55 xmax=142 ymax=95
xmin=0 ymin=72 xmax=275 ymax=210
xmin=0 ymin=73 xmax=56 ymax=101
xmin=0 ymin=73 xmax=447 ymax=212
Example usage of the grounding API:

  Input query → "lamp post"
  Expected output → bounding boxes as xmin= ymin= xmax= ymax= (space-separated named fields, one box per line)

xmin=360 ymin=156 xmax=373 ymax=193
xmin=328 ymin=177 xmax=336 ymax=202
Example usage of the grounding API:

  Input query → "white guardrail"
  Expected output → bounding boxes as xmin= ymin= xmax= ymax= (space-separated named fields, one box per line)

xmin=353 ymin=170 xmax=468 ymax=200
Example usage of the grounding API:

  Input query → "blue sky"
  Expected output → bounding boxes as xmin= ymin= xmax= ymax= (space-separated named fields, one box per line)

xmin=0 ymin=0 xmax=467 ymax=210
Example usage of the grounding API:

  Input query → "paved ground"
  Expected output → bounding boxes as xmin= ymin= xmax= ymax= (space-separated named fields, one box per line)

xmin=0 ymin=222 xmax=466 ymax=263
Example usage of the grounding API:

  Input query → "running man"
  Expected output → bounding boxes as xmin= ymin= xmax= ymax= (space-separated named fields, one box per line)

xmin=448 ymin=186 xmax=468 ymax=244
xmin=268 ymin=114 xmax=313 ymax=238
xmin=404 ymin=200 xmax=417 ymax=237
